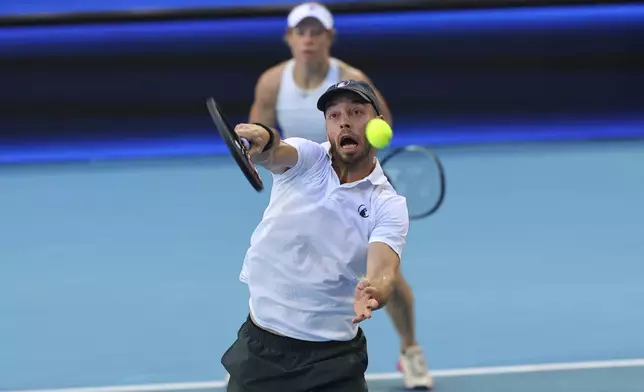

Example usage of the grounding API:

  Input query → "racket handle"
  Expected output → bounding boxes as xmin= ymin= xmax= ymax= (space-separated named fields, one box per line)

xmin=241 ymin=138 xmax=251 ymax=150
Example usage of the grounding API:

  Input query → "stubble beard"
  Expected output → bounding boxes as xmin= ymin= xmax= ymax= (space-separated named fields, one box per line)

xmin=329 ymin=139 xmax=373 ymax=169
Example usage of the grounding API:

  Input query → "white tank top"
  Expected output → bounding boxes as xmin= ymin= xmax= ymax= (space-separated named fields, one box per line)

xmin=276 ymin=58 xmax=342 ymax=143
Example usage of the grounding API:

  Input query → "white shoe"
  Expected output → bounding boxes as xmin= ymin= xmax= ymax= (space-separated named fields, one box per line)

xmin=397 ymin=345 xmax=434 ymax=390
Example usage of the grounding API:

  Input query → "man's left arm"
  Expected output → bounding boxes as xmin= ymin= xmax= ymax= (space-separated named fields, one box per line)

xmin=365 ymin=195 xmax=409 ymax=308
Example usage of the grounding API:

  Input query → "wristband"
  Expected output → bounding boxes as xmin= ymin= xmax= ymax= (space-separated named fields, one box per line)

xmin=253 ymin=123 xmax=275 ymax=153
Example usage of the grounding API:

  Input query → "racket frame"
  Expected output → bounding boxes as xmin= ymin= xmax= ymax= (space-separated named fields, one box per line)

xmin=380 ymin=145 xmax=446 ymax=220
xmin=206 ymin=97 xmax=264 ymax=192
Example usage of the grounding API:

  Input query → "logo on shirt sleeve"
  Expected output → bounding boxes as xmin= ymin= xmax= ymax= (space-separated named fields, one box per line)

xmin=358 ymin=204 xmax=369 ymax=218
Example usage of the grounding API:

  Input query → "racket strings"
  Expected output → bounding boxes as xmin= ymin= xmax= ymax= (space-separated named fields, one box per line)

xmin=381 ymin=146 xmax=445 ymax=219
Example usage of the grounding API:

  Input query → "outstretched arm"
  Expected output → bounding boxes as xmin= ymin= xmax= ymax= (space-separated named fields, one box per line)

xmin=234 ymin=123 xmax=297 ymax=175
xmin=365 ymin=241 xmax=401 ymax=307
xmin=353 ymin=196 xmax=409 ymax=323
xmin=352 ymin=241 xmax=403 ymax=324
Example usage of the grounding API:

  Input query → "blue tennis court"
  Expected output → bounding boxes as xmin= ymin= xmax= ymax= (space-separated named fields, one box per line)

xmin=6 ymin=362 xmax=644 ymax=391
xmin=312 ymin=364 xmax=644 ymax=391
xmin=1 ymin=140 xmax=643 ymax=391
xmin=373 ymin=365 xmax=644 ymax=391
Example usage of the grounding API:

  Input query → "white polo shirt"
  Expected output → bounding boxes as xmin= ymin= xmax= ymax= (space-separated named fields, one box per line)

xmin=240 ymin=138 xmax=409 ymax=342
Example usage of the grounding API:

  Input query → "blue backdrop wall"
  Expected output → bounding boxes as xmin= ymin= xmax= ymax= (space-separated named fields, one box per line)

xmin=0 ymin=0 xmax=396 ymax=16
xmin=1 ymin=3 xmax=643 ymax=164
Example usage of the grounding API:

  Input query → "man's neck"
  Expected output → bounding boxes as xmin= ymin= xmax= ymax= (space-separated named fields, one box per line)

xmin=293 ymin=57 xmax=330 ymax=90
xmin=332 ymin=156 xmax=377 ymax=185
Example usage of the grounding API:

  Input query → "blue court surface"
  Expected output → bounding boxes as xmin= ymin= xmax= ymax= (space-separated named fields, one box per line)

xmin=371 ymin=364 xmax=644 ymax=391
xmin=7 ymin=361 xmax=644 ymax=392
xmin=365 ymin=363 xmax=644 ymax=391
xmin=1 ymin=140 xmax=643 ymax=391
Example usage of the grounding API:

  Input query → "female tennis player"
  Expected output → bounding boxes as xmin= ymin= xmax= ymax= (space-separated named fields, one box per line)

xmin=222 ymin=80 xmax=407 ymax=391
xmin=245 ymin=3 xmax=433 ymax=389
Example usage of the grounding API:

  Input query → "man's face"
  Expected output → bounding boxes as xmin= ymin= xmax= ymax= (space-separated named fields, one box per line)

xmin=286 ymin=18 xmax=333 ymax=63
xmin=324 ymin=93 xmax=379 ymax=167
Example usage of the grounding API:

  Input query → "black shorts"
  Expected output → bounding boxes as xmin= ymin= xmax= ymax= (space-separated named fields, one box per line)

xmin=221 ymin=315 xmax=369 ymax=392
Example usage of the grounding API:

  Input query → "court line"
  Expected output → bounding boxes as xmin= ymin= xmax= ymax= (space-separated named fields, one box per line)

xmin=367 ymin=358 xmax=644 ymax=380
xmin=6 ymin=358 xmax=644 ymax=392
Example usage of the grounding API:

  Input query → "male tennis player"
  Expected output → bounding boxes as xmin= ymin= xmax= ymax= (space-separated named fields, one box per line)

xmin=247 ymin=2 xmax=433 ymax=389
xmin=221 ymin=80 xmax=407 ymax=391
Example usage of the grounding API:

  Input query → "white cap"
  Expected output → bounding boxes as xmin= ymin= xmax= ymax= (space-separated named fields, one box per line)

xmin=287 ymin=2 xmax=334 ymax=30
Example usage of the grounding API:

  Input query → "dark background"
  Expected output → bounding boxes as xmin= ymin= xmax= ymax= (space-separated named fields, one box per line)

xmin=1 ymin=0 xmax=643 ymax=162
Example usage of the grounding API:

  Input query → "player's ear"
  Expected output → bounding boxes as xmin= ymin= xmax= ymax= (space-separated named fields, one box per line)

xmin=328 ymin=28 xmax=337 ymax=45
xmin=284 ymin=28 xmax=293 ymax=46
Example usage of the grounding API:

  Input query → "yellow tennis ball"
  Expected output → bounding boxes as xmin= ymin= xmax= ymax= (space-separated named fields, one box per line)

xmin=365 ymin=118 xmax=393 ymax=149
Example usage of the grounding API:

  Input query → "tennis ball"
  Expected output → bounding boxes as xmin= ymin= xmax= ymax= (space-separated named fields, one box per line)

xmin=365 ymin=118 xmax=393 ymax=149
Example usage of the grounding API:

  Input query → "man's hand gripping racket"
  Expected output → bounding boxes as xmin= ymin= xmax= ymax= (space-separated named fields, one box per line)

xmin=234 ymin=123 xmax=272 ymax=157
xmin=206 ymin=98 xmax=267 ymax=192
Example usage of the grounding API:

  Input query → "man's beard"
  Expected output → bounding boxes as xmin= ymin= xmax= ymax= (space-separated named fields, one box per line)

xmin=329 ymin=139 xmax=372 ymax=167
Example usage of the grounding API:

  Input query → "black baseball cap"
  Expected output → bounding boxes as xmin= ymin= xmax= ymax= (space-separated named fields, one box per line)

xmin=317 ymin=80 xmax=382 ymax=115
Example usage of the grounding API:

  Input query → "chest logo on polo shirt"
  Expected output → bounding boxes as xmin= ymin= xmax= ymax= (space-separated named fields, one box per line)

xmin=358 ymin=204 xmax=369 ymax=218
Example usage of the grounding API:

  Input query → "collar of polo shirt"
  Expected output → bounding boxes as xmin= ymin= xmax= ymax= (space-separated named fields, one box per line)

xmin=321 ymin=141 xmax=388 ymax=186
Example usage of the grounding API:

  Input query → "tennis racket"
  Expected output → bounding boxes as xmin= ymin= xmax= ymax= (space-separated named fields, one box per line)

xmin=381 ymin=145 xmax=446 ymax=220
xmin=206 ymin=97 xmax=264 ymax=192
